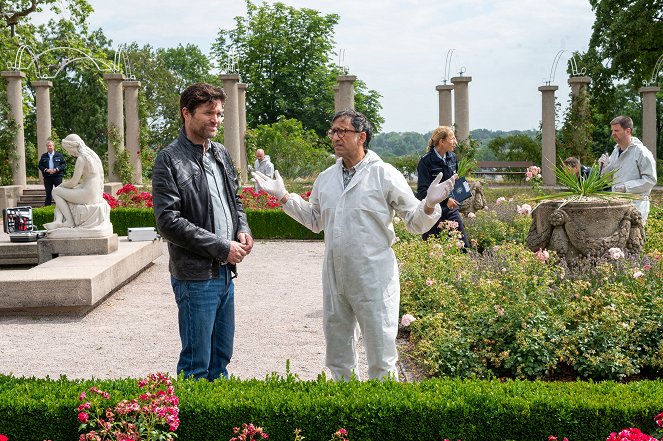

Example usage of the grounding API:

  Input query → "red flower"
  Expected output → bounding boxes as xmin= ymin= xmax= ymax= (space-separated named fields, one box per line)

xmin=78 ymin=412 xmax=89 ymax=423
xmin=0 ymin=434 xmax=9 ymax=441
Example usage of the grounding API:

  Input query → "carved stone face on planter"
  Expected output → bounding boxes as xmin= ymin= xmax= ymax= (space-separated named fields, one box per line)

xmin=526 ymin=198 xmax=644 ymax=262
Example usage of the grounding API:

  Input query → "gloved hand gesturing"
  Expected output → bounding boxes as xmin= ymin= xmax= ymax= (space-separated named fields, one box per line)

xmin=425 ymin=173 xmax=458 ymax=208
xmin=598 ymin=153 xmax=609 ymax=167
xmin=252 ymin=170 xmax=288 ymax=200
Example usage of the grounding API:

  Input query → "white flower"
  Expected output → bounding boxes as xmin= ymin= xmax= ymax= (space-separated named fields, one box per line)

xmin=467 ymin=212 xmax=476 ymax=218
xmin=401 ymin=314 xmax=417 ymax=327
xmin=495 ymin=197 xmax=506 ymax=204
xmin=607 ymin=247 xmax=625 ymax=260
xmin=517 ymin=204 xmax=532 ymax=216
xmin=633 ymin=270 xmax=644 ymax=279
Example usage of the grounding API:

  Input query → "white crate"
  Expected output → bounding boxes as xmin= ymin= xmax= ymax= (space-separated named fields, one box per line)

xmin=127 ymin=227 xmax=159 ymax=242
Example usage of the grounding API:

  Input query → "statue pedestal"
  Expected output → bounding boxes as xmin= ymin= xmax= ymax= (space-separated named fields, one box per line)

xmin=38 ymin=234 xmax=119 ymax=264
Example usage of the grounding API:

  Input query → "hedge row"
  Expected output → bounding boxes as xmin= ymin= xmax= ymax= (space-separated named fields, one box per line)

xmin=32 ymin=207 xmax=323 ymax=240
xmin=0 ymin=374 xmax=661 ymax=441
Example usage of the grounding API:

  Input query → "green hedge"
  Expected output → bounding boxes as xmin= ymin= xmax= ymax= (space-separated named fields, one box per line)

xmin=0 ymin=375 xmax=661 ymax=441
xmin=31 ymin=207 xmax=322 ymax=240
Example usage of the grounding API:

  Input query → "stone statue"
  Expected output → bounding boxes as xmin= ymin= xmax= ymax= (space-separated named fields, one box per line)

xmin=44 ymin=134 xmax=113 ymax=238
xmin=458 ymin=180 xmax=488 ymax=216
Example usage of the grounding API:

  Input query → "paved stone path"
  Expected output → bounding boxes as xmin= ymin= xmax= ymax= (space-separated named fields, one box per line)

xmin=0 ymin=240 xmax=369 ymax=381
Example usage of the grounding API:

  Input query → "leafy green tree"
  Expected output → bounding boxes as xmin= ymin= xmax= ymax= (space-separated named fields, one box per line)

xmin=246 ymin=117 xmax=331 ymax=178
xmin=575 ymin=0 xmax=663 ymax=157
xmin=212 ymin=0 xmax=383 ymax=136
xmin=557 ymin=88 xmax=595 ymax=164
xmin=488 ymin=134 xmax=541 ymax=163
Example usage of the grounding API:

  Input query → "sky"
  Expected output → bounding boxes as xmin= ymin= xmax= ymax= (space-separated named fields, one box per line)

xmin=38 ymin=0 xmax=596 ymax=133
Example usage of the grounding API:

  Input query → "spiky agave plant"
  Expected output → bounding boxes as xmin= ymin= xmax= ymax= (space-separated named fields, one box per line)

xmin=532 ymin=159 xmax=637 ymax=206
xmin=456 ymin=155 xmax=478 ymax=178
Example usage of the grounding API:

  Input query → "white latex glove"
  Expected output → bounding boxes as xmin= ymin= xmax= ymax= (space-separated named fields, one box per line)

xmin=252 ymin=170 xmax=287 ymax=200
xmin=598 ymin=153 xmax=609 ymax=167
xmin=425 ymin=173 xmax=458 ymax=208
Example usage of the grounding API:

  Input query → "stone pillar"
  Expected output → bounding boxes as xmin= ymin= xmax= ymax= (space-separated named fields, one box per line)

xmin=1 ymin=71 xmax=27 ymax=186
xmin=639 ymin=86 xmax=659 ymax=161
xmin=336 ymin=74 xmax=357 ymax=112
xmin=238 ymin=82 xmax=248 ymax=183
xmin=32 ymin=80 xmax=53 ymax=185
xmin=123 ymin=80 xmax=142 ymax=184
xmin=450 ymin=76 xmax=472 ymax=144
xmin=333 ymin=84 xmax=340 ymax=113
xmin=220 ymin=73 xmax=241 ymax=169
xmin=539 ymin=85 xmax=559 ymax=186
xmin=103 ymin=73 xmax=126 ymax=182
xmin=436 ymin=84 xmax=454 ymax=127
xmin=568 ymin=76 xmax=591 ymax=98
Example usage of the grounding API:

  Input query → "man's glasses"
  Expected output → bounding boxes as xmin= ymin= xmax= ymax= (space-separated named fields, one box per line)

xmin=326 ymin=128 xmax=360 ymax=139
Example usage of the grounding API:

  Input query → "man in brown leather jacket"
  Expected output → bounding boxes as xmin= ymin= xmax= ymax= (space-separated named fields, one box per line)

xmin=152 ymin=82 xmax=253 ymax=380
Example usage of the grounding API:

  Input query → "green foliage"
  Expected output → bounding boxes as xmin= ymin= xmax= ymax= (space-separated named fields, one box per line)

xmin=575 ymin=0 xmax=663 ymax=158
xmin=531 ymin=159 xmax=619 ymax=202
xmin=1 ymin=374 xmax=662 ymax=441
xmin=211 ymin=0 xmax=382 ymax=136
xmin=488 ymin=133 xmax=541 ymax=163
xmin=456 ymin=155 xmax=478 ymax=178
xmin=645 ymin=204 xmax=663 ymax=254
xmin=462 ymin=198 xmax=532 ymax=252
xmin=246 ymin=210 xmax=323 ymax=239
xmin=0 ymin=83 xmax=18 ymax=185
xmin=383 ymin=154 xmax=419 ymax=178
xmin=557 ymin=88 xmax=595 ymax=163
xmin=247 ymin=118 xmax=331 ymax=178
xmin=397 ymin=234 xmax=663 ymax=381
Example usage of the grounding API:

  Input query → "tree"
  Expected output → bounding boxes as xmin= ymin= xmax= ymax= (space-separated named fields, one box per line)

xmin=557 ymin=88 xmax=595 ymax=164
xmin=0 ymin=0 xmax=92 ymax=36
xmin=212 ymin=0 xmax=383 ymax=136
xmin=575 ymin=0 xmax=663 ymax=158
xmin=488 ymin=134 xmax=541 ymax=163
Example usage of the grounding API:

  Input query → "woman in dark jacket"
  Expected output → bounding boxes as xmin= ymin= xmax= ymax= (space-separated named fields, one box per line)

xmin=415 ymin=126 xmax=470 ymax=248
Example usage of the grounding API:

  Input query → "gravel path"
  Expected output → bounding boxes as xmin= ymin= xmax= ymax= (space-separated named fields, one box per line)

xmin=0 ymin=240 xmax=369 ymax=381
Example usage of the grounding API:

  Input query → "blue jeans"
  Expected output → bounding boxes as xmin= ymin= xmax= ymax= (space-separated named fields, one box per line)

xmin=171 ymin=266 xmax=234 ymax=380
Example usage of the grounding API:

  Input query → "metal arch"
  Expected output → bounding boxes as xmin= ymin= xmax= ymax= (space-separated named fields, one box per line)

xmin=220 ymin=47 xmax=240 ymax=74
xmin=336 ymin=48 xmax=349 ymax=75
xmin=114 ymin=44 xmax=135 ymax=80
xmin=547 ymin=50 xmax=587 ymax=85
xmin=646 ymin=53 xmax=663 ymax=86
xmin=8 ymin=44 xmax=122 ymax=79
xmin=442 ymin=48 xmax=455 ymax=84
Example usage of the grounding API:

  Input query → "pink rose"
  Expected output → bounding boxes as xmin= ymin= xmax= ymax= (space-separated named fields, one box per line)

xmin=401 ymin=314 xmax=417 ymax=327
xmin=633 ymin=270 xmax=644 ymax=279
xmin=78 ymin=412 xmax=89 ymax=423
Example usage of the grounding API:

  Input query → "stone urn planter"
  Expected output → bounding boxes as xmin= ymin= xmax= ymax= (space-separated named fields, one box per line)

xmin=526 ymin=198 xmax=645 ymax=261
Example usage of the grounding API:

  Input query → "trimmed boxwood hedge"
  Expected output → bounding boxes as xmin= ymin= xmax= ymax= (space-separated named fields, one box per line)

xmin=0 ymin=374 xmax=662 ymax=441
xmin=32 ymin=206 xmax=323 ymax=240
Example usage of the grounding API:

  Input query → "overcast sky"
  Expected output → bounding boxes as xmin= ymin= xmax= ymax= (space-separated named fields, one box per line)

xmin=42 ymin=0 xmax=596 ymax=133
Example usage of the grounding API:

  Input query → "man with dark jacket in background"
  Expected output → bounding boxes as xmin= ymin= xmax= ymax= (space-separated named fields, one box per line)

xmin=38 ymin=140 xmax=66 ymax=206
xmin=152 ymin=82 xmax=253 ymax=380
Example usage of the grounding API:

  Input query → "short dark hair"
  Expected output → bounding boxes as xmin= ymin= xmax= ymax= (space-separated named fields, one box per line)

xmin=610 ymin=115 xmax=633 ymax=130
xmin=332 ymin=109 xmax=372 ymax=151
xmin=180 ymin=83 xmax=226 ymax=125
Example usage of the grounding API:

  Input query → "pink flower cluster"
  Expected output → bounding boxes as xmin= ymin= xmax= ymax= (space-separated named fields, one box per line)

xmin=607 ymin=247 xmax=625 ymax=260
xmin=517 ymin=204 xmax=532 ymax=216
xmin=104 ymin=184 xmax=153 ymax=209
xmin=230 ymin=423 xmax=270 ymax=441
xmin=77 ymin=372 xmax=179 ymax=441
xmin=525 ymin=165 xmax=542 ymax=181
xmin=401 ymin=313 xmax=417 ymax=327
xmin=605 ymin=428 xmax=657 ymax=441
xmin=331 ymin=428 xmax=349 ymax=441
xmin=239 ymin=187 xmax=311 ymax=210
xmin=535 ymin=248 xmax=550 ymax=262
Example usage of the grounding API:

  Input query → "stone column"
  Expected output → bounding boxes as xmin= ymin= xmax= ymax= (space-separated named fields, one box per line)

xmin=639 ymin=86 xmax=659 ymax=161
xmin=238 ymin=82 xmax=248 ymax=183
xmin=103 ymin=73 xmax=126 ymax=182
xmin=436 ymin=84 xmax=454 ymax=127
xmin=1 ymin=71 xmax=27 ymax=186
xmin=333 ymin=84 xmax=340 ymax=113
xmin=220 ymin=73 xmax=241 ymax=169
xmin=568 ymin=76 xmax=591 ymax=97
xmin=450 ymin=76 xmax=472 ymax=144
xmin=336 ymin=74 xmax=357 ymax=112
xmin=32 ymin=80 xmax=53 ymax=185
xmin=123 ymin=80 xmax=142 ymax=184
xmin=539 ymin=85 xmax=559 ymax=186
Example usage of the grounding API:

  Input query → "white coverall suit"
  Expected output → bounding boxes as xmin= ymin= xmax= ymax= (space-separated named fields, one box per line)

xmin=602 ymin=136 xmax=657 ymax=223
xmin=282 ymin=150 xmax=441 ymax=380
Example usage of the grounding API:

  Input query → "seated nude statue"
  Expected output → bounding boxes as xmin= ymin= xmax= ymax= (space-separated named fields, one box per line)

xmin=44 ymin=134 xmax=112 ymax=237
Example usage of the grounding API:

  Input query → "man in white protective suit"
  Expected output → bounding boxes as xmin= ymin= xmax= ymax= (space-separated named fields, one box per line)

xmin=253 ymin=109 xmax=457 ymax=381
xmin=599 ymin=115 xmax=657 ymax=224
